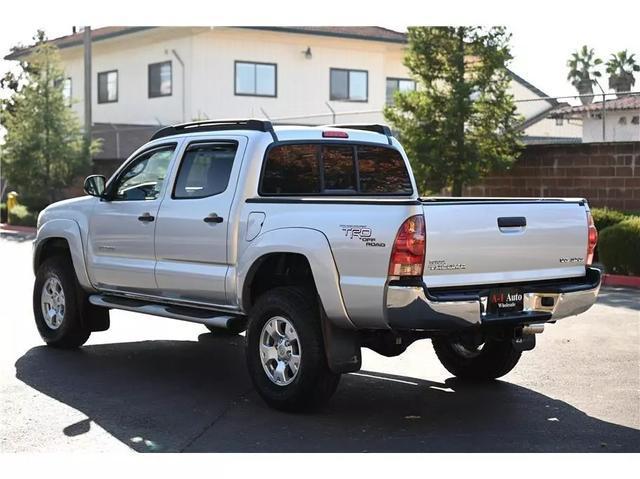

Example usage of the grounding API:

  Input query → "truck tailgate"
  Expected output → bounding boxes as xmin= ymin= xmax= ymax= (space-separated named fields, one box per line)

xmin=422 ymin=200 xmax=589 ymax=288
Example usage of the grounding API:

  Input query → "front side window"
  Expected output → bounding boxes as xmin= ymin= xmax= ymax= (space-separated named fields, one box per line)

xmin=330 ymin=68 xmax=368 ymax=102
xmin=173 ymin=142 xmax=238 ymax=199
xmin=386 ymin=78 xmax=416 ymax=105
xmin=111 ymin=145 xmax=175 ymax=201
xmin=235 ymin=61 xmax=277 ymax=97
xmin=97 ymin=70 xmax=118 ymax=103
xmin=149 ymin=61 xmax=172 ymax=98
xmin=260 ymin=143 xmax=412 ymax=195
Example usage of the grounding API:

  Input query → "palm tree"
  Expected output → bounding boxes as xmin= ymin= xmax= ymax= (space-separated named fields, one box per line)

xmin=567 ymin=45 xmax=602 ymax=104
xmin=606 ymin=50 xmax=639 ymax=93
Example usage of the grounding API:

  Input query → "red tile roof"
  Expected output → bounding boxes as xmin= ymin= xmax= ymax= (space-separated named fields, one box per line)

xmin=241 ymin=26 xmax=407 ymax=43
xmin=4 ymin=27 xmax=155 ymax=60
xmin=4 ymin=26 xmax=407 ymax=60
xmin=551 ymin=95 xmax=640 ymax=117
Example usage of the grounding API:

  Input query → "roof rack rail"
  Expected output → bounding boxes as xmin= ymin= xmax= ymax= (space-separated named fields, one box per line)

xmin=324 ymin=123 xmax=393 ymax=144
xmin=150 ymin=119 xmax=277 ymax=141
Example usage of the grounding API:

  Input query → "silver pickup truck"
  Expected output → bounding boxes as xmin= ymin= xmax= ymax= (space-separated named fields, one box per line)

xmin=32 ymin=119 xmax=601 ymax=411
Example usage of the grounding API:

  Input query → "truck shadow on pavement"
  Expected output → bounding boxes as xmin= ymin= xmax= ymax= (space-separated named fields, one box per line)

xmin=15 ymin=333 xmax=640 ymax=453
xmin=596 ymin=287 xmax=640 ymax=311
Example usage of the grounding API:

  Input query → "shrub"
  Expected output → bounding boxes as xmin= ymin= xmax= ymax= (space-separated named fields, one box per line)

xmin=0 ymin=203 xmax=6 ymax=223
xmin=7 ymin=204 xmax=38 ymax=227
xmin=591 ymin=207 xmax=628 ymax=232
xmin=598 ymin=217 xmax=640 ymax=275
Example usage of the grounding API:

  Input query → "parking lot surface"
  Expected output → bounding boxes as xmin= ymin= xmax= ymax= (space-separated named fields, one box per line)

xmin=1 ymin=237 xmax=639 ymax=452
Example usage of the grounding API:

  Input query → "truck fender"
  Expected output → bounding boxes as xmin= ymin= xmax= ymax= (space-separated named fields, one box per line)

xmin=236 ymin=227 xmax=356 ymax=330
xmin=33 ymin=219 xmax=95 ymax=292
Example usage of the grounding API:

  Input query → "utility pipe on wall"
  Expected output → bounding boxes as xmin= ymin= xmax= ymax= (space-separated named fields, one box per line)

xmin=83 ymin=26 xmax=92 ymax=145
xmin=171 ymin=49 xmax=186 ymax=123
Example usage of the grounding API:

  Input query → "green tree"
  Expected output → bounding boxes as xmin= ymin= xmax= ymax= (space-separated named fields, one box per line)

xmin=566 ymin=45 xmax=602 ymax=103
xmin=0 ymin=31 xmax=99 ymax=211
xmin=384 ymin=27 xmax=523 ymax=196
xmin=605 ymin=49 xmax=639 ymax=93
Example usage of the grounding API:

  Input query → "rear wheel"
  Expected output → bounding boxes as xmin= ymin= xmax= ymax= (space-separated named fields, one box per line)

xmin=33 ymin=256 xmax=91 ymax=348
xmin=245 ymin=287 xmax=340 ymax=411
xmin=432 ymin=335 xmax=522 ymax=380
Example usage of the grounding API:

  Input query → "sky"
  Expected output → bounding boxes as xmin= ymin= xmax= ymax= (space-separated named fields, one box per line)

xmin=1 ymin=23 xmax=638 ymax=105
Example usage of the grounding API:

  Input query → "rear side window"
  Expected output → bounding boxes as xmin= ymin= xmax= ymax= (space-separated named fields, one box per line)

xmin=260 ymin=143 xmax=412 ymax=195
xmin=260 ymin=144 xmax=320 ymax=194
xmin=173 ymin=142 xmax=237 ymax=199
xmin=322 ymin=145 xmax=356 ymax=191
xmin=358 ymin=145 xmax=412 ymax=194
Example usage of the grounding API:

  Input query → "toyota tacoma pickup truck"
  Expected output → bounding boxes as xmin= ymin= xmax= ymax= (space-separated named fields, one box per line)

xmin=32 ymin=119 xmax=601 ymax=411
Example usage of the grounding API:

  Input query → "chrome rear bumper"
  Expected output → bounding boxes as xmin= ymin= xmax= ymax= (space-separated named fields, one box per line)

xmin=385 ymin=268 xmax=601 ymax=331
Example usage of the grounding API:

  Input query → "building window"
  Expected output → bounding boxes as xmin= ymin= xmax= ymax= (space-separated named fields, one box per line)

xmin=330 ymin=68 xmax=368 ymax=102
xmin=386 ymin=78 xmax=416 ymax=105
xmin=632 ymin=116 xmax=639 ymax=125
xmin=148 ymin=61 xmax=172 ymax=98
xmin=97 ymin=70 xmax=118 ymax=104
xmin=234 ymin=61 xmax=277 ymax=97
xmin=54 ymin=77 xmax=72 ymax=107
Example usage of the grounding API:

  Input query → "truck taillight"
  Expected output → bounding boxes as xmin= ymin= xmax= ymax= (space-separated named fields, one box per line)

xmin=389 ymin=215 xmax=426 ymax=277
xmin=586 ymin=211 xmax=598 ymax=266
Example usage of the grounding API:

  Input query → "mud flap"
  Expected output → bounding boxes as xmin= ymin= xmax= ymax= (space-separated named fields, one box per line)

xmin=76 ymin=284 xmax=110 ymax=332
xmin=321 ymin=312 xmax=362 ymax=374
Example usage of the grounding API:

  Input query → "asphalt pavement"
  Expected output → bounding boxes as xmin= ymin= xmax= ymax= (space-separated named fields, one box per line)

xmin=1 ymin=236 xmax=638 ymax=452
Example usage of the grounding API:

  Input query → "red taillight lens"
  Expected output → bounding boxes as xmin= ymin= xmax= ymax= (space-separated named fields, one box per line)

xmin=389 ymin=215 xmax=426 ymax=277
xmin=586 ymin=212 xmax=598 ymax=266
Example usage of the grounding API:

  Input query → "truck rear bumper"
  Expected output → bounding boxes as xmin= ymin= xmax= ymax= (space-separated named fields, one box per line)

xmin=385 ymin=268 xmax=601 ymax=331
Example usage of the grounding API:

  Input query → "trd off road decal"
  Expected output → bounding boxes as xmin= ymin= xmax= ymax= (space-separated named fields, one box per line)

xmin=340 ymin=224 xmax=386 ymax=248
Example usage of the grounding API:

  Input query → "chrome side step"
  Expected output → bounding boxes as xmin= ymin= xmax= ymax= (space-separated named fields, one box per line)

xmin=89 ymin=294 xmax=245 ymax=329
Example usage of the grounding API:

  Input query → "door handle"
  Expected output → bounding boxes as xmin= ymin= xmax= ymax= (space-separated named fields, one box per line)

xmin=138 ymin=212 xmax=155 ymax=222
xmin=497 ymin=216 xmax=526 ymax=228
xmin=203 ymin=213 xmax=223 ymax=224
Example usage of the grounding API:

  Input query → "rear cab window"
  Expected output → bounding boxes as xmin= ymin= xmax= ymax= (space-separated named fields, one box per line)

xmin=260 ymin=143 xmax=412 ymax=196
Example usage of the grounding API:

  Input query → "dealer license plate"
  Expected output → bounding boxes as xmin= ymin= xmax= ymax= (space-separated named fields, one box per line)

xmin=487 ymin=288 xmax=524 ymax=315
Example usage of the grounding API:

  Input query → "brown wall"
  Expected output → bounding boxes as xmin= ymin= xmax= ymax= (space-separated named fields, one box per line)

xmin=464 ymin=142 xmax=640 ymax=211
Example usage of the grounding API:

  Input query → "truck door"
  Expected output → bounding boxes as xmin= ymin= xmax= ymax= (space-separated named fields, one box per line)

xmin=154 ymin=137 xmax=247 ymax=305
xmin=86 ymin=143 xmax=178 ymax=293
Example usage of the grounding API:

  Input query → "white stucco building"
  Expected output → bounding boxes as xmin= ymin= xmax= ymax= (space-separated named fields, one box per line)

xmin=5 ymin=26 xmax=581 ymax=160
xmin=551 ymin=96 xmax=640 ymax=143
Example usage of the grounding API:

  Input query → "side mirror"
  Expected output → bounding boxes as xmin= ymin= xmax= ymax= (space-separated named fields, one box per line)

xmin=84 ymin=175 xmax=106 ymax=197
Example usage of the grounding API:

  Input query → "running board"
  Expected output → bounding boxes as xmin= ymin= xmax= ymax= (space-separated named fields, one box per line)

xmin=89 ymin=294 xmax=245 ymax=330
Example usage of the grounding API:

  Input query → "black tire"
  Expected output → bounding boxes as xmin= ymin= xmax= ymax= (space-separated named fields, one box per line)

xmin=33 ymin=256 xmax=91 ymax=348
xmin=245 ymin=287 xmax=340 ymax=412
xmin=432 ymin=336 xmax=522 ymax=380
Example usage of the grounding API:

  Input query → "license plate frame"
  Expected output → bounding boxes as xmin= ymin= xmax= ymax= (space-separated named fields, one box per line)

xmin=487 ymin=288 xmax=524 ymax=315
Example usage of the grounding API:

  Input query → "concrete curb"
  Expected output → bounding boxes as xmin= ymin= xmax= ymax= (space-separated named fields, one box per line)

xmin=602 ymin=274 xmax=640 ymax=289
xmin=0 ymin=223 xmax=37 ymax=234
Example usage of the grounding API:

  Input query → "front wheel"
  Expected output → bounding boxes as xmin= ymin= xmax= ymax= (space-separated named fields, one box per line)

xmin=245 ymin=287 xmax=340 ymax=412
xmin=33 ymin=256 xmax=91 ymax=348
xmin=432 ymin=336 xmax=522 ymax=380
